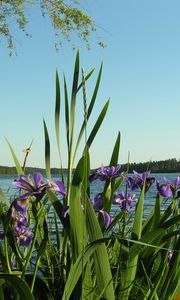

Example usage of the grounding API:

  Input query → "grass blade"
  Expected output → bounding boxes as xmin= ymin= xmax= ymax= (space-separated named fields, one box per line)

xmin=69 ymin=155 xmax=87 ymax=261
xmin=62 ymin=243 xmax=97 ymax=300
xmin=77 ymin=68 xmax=95 ymax=92
xmin=0 ymin=274 xmax=35 ymax=300
xmin=109 ymin=131 xmax=121 ymax=166
xmin=86 ymin=196 xmax=115 ymax=299
xmin=0 ymin=188 xmax=10 ymax=206
xmin=5 ymin=139 xmax=23 ymax=176
xmin=73 ymin=64 xmax=103 ymax=161
xmin=152 ymin=193 xmax=161 ymax=229
xmin=120 ymin=186 xmax=145 ymax=299
xmin=85 ymin=99 xmax=110 ymax=149
xmin=69 ymin=50 xmax=79 ymax=146
xmin=55 ymin=70 xmax=63 ymax=178
xmin=64 ymin=74 xmax=70 ymax=150
xmin=43 ymin=119 xmax=51 ymax=180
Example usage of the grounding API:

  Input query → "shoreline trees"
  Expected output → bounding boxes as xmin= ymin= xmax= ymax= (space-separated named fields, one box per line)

xmin=0 ymin=158 xmax=179 ymax=175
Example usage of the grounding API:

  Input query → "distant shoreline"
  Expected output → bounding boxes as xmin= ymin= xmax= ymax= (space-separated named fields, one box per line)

xmin=0 ymin=158 xmax=179 ymax=175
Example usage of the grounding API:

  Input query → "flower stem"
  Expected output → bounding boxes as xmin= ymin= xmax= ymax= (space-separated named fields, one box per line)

xmin=4 ymin=236 xmax=11 ymax=273
xmin=30 ymin=256 xmax=40 ymax=292
xmin=115 ymin=211 xmax=127 ymax=294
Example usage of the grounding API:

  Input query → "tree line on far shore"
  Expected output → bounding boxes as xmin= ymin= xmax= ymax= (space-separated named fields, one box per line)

xmin=0 ymin=158 xmax=179 ymax=175
xmin=122 ymin=158 xmax=180 ymax=173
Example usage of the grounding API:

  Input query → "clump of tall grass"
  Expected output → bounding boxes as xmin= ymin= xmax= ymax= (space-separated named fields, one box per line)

xmin=0 ymin=51 xmax=179 ymax=300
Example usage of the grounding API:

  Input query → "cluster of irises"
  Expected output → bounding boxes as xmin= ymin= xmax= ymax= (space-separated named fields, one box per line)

xmin=11 ymin=172 xmax=66 ymax=247
xmin=12 ymin=199 xmax=32 ymax=247
xmin=6 ymin=166 xmax=180 ymax=246
xmin=90 ymin=165 xmax=180 ymax=228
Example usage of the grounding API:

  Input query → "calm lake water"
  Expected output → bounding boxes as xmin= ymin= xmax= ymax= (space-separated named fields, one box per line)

xmin=0 ymin=173 xmax=179 ymax=220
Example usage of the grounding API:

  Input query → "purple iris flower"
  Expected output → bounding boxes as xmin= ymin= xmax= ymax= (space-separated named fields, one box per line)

xmin=156 ymin=179 xmax=173 ymax=197
xmin=12 ymin=196 xmax=32 ymax=247
xmin=125 ymin=171 xmax=155 ymax=192
xmin=13 ymin=172 xmax=51 ymax=199
xmin=99 ymin=210 xmax=112 ymax=228
xmin=89 ymin=165 xmax=122 ymax=182
xmin=13 ymin=199 xmax=29 ymax=214
xmin=50 ymin=181 xmax=66 ymax=197
xmin=157 ymin=177 xmax=180 ymax=197
xmin=169 ymin=177 xmax=180 ymax=195
xmin=12 ymin=210 xmax=28 ymax=227
xmin=14 ymin=226 xmax=33 ymax=247
xmin=113 ymin=191 xmax=138 ymax=212
xmin=91 ymin=193 xmax=112 ymax=228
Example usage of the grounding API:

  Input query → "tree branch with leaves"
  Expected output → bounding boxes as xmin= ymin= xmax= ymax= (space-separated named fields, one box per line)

xmin=0 ymin=0 xmax=104 ymax=54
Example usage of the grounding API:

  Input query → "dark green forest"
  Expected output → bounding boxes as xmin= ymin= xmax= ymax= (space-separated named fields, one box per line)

xmin=0 ymin=158 xmax=179 ymax=175
xmin=0 ymin=166 xmax=62 ymax=175
xmin=122 ymin=158 xmax=180 ymax=173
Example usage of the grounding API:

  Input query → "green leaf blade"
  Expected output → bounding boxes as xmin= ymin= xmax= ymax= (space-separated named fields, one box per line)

xmin=0 ymin=274 xmax=35 ymax=300
xmin=86 ymin=99 xmax=110 ymax=149
xmin=43 ymin=119 xmax=51 ymax=180
xmin=6 ymin=139 xmax=24 ymax=176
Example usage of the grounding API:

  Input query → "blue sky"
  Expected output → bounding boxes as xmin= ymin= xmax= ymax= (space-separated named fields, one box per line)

xmin=0 ymin=0 xmax=180 ymax=168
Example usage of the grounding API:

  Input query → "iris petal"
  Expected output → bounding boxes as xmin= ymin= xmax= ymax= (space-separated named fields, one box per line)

xmin=55 ymin=181 xmax=66 ymax=196
xmin=34 ymin=172 xmax=43 ymax=187
xmin=99 ymin=210 xmax=112 ymax=228
xmin=13 ymin=176 xmax=33 ymax=191
xmin=13 ymin=199 xmax=29 ymax=213
xmin=157 ymin=181 xmax=172 ymax=197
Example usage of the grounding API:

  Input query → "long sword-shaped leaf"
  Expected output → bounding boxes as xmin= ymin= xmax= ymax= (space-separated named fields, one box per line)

xmin=86 ymin=196 xmax=115 ymax=299
xmin=83 ymin=236 xmax=179 ymax=255
xmin=69 ymin=50 xmax=79 ymax=146
xmin=0 ymin=274 xmax=35 ymax=300
xmin=159 ymin=214 xmax=180 ymax=229
xmin=160 ymin=236 xmax=180 ymax=299
xmin=55 ymin=70 xmax=61 ymax=152
xmin=152 ymin=193 xmax=161 ymax=229
xmin=5 ymin=139 xmax=23 ymax=176
xmin=64 ymin=74 xmax=70 ymax=150
xmin=108 ymin=131 xmax=121 ymax=205
xmin=77 ymin=68 xmax=95 ymax=92
xmin=127 ymin=228 xmax=165 ymax=261
xmin=43 ymin=119 xmax=51 ymax=180
xmin=67 ymin=51 xmax=80 ymax=203
xmin=62 ymin=243 xmax=97 ymax=300
xmin=67 ymin=155 xmax=88 ymax=298
xmin=99 ymin=132 xmax=121 ymax=214
xmin=73 ymin=64 xmax=103 ymax=162
xmin=85 ymin=99 xmax=110 ymax=150
xmin=132 ymin=185 xmax=145 ymax=240
xmin=25 ymin=275 xmax=53 ymax=300
xmin=120 ymin=186 xmax=145 ymax=299
xmin=55 ymin=70 xmax=63 ymax=172
xmin=69 ymin=185 xmax=85 ymax=261
xmin=69 ymin=155 xmax=87 ymax=261
xmin=142 ymin=196 xmax=163 ymax=235
xmin=46 ymin=189 xmax=69 ymax=230
xmin=0 ymin=188 xmax=10 ymax=206
xmin=109 ymin=131 xmax=121 ymax=166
